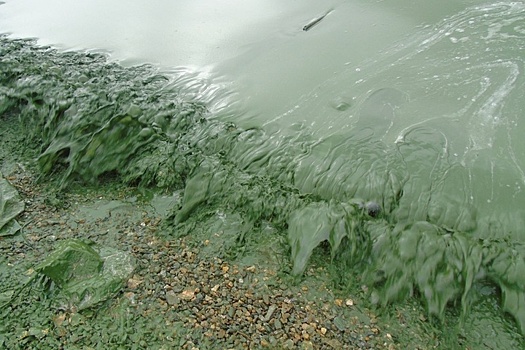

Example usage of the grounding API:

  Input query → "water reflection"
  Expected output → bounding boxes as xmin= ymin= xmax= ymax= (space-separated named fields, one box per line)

xmin=0 ymin=0 xmax=332 ymax=67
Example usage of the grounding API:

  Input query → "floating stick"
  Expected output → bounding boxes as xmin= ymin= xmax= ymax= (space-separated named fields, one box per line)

xmin=303 ymin=9 xmax=333 ymax=31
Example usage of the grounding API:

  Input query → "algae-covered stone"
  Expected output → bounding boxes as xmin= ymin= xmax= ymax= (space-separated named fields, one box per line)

xmin=0 ymin=173 xmax=25 ymax=236
xmin=37 ymin=239 xmax=103 ymax=287
xmin=36 ymin=239 xmax=134 ymax=310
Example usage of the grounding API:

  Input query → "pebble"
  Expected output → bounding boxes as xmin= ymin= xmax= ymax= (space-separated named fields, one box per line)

xmin=264 ymin=304 xmax=277 ymax=321
xmin=274 ymin=319 xmax=283 ymax=330
xmin=333 ymin=316 xmax=347 ymax=332
xmin=165 ymin=290 xmax=180 ymax=305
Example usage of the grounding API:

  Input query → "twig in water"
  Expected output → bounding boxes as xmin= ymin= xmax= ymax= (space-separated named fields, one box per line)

xmin=303 ymin=9 xmax=333 ymax=31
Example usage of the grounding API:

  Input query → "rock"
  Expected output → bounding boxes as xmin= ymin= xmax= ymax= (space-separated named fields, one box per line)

xmin=365 ymin=201 xmax=381 ymax=218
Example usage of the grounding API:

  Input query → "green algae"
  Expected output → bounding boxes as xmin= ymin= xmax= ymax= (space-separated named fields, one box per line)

xmin=288 ymin=200 xmax=368 ymax=276
xmin=2 ymin=35 xmax=525 ymax=344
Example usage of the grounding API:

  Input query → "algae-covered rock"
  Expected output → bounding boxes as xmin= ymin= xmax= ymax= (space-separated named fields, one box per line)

xmin=36 ymin=239 xmax=134 ymax=310
xmin=37 ymin=239 xmax=103 ymax=286
xmin=0 ymin=173 xmax=24 ymax=236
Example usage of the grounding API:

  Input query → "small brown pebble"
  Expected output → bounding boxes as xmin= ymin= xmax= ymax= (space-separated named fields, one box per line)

xmin=180 ymin=289 xmax=195 ymax=301
xmin=127 ymin=276 xmax=143 ymax=289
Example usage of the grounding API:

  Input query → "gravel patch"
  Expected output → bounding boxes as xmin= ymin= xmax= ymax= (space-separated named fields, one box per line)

xmin=0 ymin=165 xmax=401 ymax=349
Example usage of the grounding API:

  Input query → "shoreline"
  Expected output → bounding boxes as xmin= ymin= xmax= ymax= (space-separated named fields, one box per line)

xmin=1 ymin=35 xmax=523 ymax=349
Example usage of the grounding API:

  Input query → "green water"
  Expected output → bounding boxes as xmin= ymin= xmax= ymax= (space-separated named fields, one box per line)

xmin=2 ymin=0 xmax=525 ymax=345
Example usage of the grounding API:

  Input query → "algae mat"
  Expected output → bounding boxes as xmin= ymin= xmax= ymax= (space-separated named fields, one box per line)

xmin=1 ymin=34 xmax=525 ymax=348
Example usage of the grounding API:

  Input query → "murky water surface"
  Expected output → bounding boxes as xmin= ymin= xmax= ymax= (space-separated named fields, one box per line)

xmin=0 ymin=0 xmax=485 ymax=111
xmin=2 ymin=0 xmax=525 ymax=343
